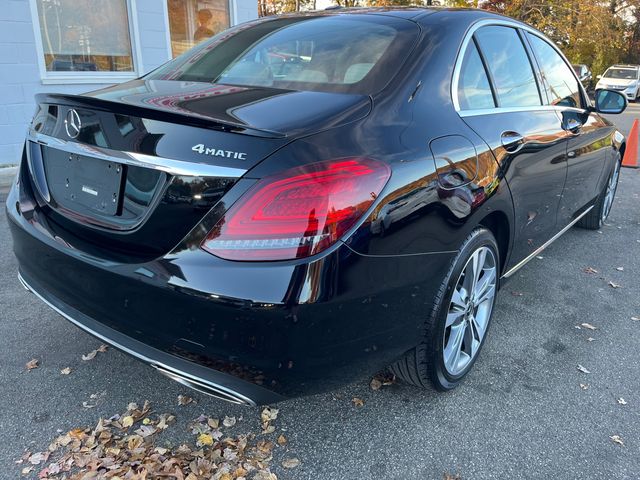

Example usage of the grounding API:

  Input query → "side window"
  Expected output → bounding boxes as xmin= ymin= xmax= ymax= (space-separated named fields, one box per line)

xmin=526 ymin=33 xmax=583 ymax=109
xmin=457 ymin=41 xmax=495 ymax=110
xmin=474 ymin=26 xmax=541 ymax=108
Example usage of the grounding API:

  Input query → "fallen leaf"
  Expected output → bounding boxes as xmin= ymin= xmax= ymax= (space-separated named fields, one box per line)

xmin=631 ymin=316 xmax=640 ymax=321
xmin=97 ymin=344 xmax=108 ymax=353
xmin=21 ymin=466 xmax=34 ymax=475
xmin=610 ymin=435 xmax=624 ymax=446
xmin=27 ymin=452 xmax=49 ymax=465
xmin=281 ymin=457 xmax=300 ymax=469
xmin=60 ymin=367 xmax=71 ymax=375
xmin=616 ymin=267 xmax=624 ymax=271
xmin=583 ymin=267 xmax=598 ymax=274
xmin=608 ymin=281 xmax=621 ymax=288
xmin=443 ymin=474 xmax=462 ymax=480
xmin=579 ymin=384 xmax=589 ymax=390
xmin=617 ymin=398 xmax=627 ymax=405
xmin=370 ymin=378 xmax=382 ymax=391
xmin=81 ymin=350 xmax=98 ymax=361
xmin=121 ymin=416 xmax=134 ymax=428
xmin=581 ymin=323 xmax=597 ymax=330
xmin=207 ymin=417 xmax=219 ymax=429
xmin=223 ymin=416 xmax=237 ymax=428
xmin=261 ymin=407 xmax=279 ymax=423
xmin=81 ymin=402 xmax=95 ymax=409
xmin=26 ymin=359 xmax=39 ymax=371
xmin=352 ymin=397 xmax=365 ymax=407
xmin=277 ymin=434 xmax=287 ymax=446
xmin=197 ymin=433 xmax=213 ymax=447
xmin=177 ymin=394 xmax=193 ymax=406
xmin=577 ymin=364 xmax=591 ymax=374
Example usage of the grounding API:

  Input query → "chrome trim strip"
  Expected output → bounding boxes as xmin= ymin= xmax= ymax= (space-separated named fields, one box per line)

xmin=458 ymin=105 xmax=587 ymax=118
xmin=501 ymin=205 xmax=594 ymax=279
xmin=451 ymin=18 xmax=589 ymax=115
xmin=28 ymin=131 xmax=248 ymax=179
xmin=18 ymin=272 xmax=256 ymax=406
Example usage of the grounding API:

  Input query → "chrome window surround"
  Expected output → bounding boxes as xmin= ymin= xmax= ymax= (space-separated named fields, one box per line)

xmin=451 ymin=18 xmax=590 ymax=117
xmin=28 ymin=130 xmax=248 ymax=179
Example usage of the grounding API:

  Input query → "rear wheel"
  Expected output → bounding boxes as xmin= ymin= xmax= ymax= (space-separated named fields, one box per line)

xmin=578 ymin=152 xmax=621 ymax=230
xmin=390 ymin=228 xmax=499 ymax=391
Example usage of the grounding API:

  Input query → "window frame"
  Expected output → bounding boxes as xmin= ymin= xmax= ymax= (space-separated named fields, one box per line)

xmin=451 ymin=18 xmax=590 ymax=117
xmin=29 ymin=0 xmax=143 ymax=85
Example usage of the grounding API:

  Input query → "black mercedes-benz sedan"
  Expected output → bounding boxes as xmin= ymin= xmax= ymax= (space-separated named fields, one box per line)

xmin=6 ymin=8 xmax=628 ymax=405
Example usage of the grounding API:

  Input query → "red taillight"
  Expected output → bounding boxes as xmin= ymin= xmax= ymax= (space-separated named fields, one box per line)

xmin=201 ymin=158 xmax=391 ymax=261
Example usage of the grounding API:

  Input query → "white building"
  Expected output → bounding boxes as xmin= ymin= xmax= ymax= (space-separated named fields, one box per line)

xmin=0 ymin=0 xmax=258 ymax=166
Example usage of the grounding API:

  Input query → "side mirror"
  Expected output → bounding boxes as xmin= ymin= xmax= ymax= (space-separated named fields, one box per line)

xmin=594 ymin=89 xmax=627 ymax=114
xmin=596 ymin=74 xmax=602 ymax=79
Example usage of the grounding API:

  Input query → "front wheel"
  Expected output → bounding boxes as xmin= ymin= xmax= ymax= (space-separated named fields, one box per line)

xmin=390 ymin=228 xmax=499 ymax=391
xmin=578 ymin=152 xmax=621 ymax=230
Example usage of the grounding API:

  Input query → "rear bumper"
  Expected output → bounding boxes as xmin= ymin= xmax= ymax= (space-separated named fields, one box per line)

xmin=6 ymin=173 xmax=454 ymax=402
xmin=18 ymin=269 xmax=270 ymax=406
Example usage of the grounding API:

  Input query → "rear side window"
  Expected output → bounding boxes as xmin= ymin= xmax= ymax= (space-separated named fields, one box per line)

xmin=148 ymin=16 xmax=419 ymax=95
xmin=457 ymin=41 xmax=495 ymax=110
xmin=526 ymin=33 xmax=583 ymax=108
xmin=474 ymin=26 xmax=541 ymax=108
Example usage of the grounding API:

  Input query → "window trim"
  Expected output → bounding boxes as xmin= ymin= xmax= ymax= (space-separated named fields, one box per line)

xmin=451 ymin=18 xmax=589 ymax=114
xmin=29 ymin=0 xmax=142 ymax=84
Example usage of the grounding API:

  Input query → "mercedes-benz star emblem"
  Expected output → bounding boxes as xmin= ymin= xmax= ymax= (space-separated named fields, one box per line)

xmin=64 ymin=109 xmax=81 ymax=139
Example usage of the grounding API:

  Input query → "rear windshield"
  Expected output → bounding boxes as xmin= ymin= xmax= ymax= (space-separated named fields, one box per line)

xmin=147 ymin=15 xmax=419 ymax=94
xmin=603 ymin=68 xmax=638 ymax=79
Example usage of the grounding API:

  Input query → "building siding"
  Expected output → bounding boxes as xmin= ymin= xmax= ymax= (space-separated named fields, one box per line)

xmin=0 ymin=0 xmax=258 ymax=166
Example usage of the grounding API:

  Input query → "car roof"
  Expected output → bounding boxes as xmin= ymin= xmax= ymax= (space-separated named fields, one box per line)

xmin=267 ymin=6 xmax=518 ymax=23
xmin=610 ymin=64 xmax=639 ymax=69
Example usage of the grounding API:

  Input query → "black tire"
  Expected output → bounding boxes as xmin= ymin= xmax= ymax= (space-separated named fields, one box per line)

xmin=390 ymin=227 xmax=499 ymax=391
xmin=577 ymin=151 xmax=621 ymax=230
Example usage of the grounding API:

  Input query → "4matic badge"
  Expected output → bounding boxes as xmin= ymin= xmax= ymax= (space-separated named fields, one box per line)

xmin=192 ymin=144 xmax=247 ymax=160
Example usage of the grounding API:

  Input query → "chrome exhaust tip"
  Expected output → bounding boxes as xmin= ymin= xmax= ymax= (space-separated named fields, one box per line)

xmin=151 ymin=364 xmax=256 ymax=406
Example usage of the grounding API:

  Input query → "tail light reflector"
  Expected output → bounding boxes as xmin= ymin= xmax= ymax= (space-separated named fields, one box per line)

xmin=201 ymin=158 xmax=390 ymax=261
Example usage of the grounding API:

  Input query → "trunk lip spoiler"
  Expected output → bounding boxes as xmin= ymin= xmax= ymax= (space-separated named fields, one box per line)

xmin=35 ymin=93 xmax=287 ymax=139
xmin=28 ymin=130 xmax=248 ymax=179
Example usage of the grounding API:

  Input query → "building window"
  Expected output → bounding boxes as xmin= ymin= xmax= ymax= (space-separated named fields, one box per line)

xmin=167 ymin=0 xmax=230 ymax=58
xmin=34 ymin=0 xmax=134 ymax=75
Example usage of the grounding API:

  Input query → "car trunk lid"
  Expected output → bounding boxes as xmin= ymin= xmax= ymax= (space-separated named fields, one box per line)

xmin=25 ymin=81 xmax=371 ymax=260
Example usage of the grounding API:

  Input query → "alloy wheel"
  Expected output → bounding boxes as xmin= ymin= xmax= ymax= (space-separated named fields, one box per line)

xmin=443 ymin=246 xmax=497 ymax=376
xmin=602 ymin=159 xmax=621 ymax=222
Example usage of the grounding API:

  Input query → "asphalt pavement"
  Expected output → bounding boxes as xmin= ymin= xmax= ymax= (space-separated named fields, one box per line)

xmin=1 ymin=106 xmax=640 ymax=479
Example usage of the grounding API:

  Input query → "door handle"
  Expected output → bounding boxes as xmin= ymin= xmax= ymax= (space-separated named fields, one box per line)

xmin=501 ymin=131 xmax=524 ymax=153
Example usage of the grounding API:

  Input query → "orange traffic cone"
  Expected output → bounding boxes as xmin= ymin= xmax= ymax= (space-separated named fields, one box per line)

xmin=622 ymin=119 xmax=639 ymax=168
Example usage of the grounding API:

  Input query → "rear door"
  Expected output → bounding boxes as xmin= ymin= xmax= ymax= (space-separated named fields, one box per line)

xmin=455 ymin=24 xmax=568 ymax=265
xmin=525 ymin=32 xmax=616 ymax=226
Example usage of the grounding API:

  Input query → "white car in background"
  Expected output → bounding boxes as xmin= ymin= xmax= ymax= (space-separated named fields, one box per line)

xmin=596 ymin=64 xmax=640 ymax=102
